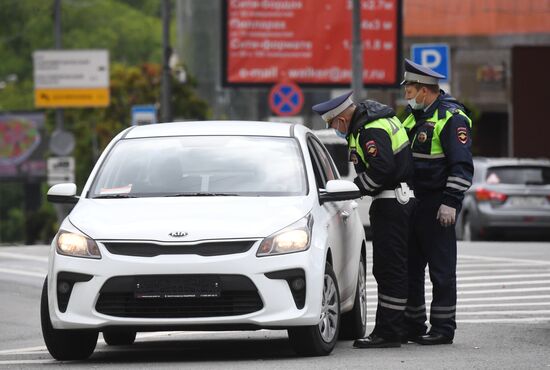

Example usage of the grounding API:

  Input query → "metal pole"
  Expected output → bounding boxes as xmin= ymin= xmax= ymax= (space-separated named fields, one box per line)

xmin=351 ymin=0 xmax=364 ymax=101
xmin=161 ymin=0 xmax=172 ymax=122
xmin=54 ymin=0 xmax=64 ymax=131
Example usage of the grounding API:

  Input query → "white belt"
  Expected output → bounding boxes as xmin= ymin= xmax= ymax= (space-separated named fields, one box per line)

xmin=373 ymin=183 xmax=415 ymax=204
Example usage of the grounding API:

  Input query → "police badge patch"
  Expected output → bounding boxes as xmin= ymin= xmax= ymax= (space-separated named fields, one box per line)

xmin=365 ymin=140 xmax=378 ymax=157
xmin=349 ymin=150 xmax=359 ymax=165
xmin=457 ymin=127 xmax=468 ymax=144
xmin=417 ymin=131 xmax=428 ymax=143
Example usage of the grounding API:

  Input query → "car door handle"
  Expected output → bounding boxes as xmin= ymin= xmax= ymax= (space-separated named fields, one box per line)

xmin=340 ymin=210 xmax=351 ymax=220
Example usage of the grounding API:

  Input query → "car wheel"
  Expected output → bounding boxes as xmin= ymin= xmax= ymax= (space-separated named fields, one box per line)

xmin=462 ymin=214 xmax=480 ymax=241
xmin=339 ymin=254 xmax=367 ymax=340
xmin=41 ymin=278 xmax=98 ymax=361
xmin=288 ymin=262 xmax=340 ymax=356
xmin=103 ymin=330 xmax=136 ymax=346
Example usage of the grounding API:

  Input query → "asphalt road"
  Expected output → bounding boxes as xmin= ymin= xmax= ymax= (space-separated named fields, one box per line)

xmin=0 ymin=242 xmax=549 ymax=369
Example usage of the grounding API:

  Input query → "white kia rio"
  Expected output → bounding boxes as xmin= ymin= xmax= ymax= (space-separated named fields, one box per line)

xmin=42 ymin=121 xmax=367 ymax=360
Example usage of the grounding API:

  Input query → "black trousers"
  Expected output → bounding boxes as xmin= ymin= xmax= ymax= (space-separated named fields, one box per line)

xmin=370 ymin=197 xmax=415 ymax=341
xmin=405 ymin=192 xmax=458 ymax=339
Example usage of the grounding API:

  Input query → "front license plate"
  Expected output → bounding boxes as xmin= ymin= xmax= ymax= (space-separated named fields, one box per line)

xmin=507 ymin=196 xmax=546 ymax=208
xmin=134 ymin=276 xmax=221 ymax=299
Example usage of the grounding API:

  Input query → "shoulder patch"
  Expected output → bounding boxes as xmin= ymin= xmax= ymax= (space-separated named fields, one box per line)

xmin=365 ymin=140 xmax=378 ymax=157
xmin=457 ymin=127 xmax=468 ymax=144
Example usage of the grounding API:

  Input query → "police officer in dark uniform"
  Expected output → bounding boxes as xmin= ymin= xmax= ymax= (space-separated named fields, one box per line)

xmin=313 ymin=92 xmax=415 ymax=348
xmin=400 ymin=59 xmax=473 ymax=345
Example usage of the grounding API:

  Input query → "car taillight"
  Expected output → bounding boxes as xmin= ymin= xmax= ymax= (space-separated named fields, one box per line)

xmin=475 ymin=188 xmax=508 ymax=203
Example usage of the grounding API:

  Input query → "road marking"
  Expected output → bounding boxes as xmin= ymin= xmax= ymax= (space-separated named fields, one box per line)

xmin=368 ymin=301 xmax=550 ymax=309
xmin=0 ymin=267 xmax=46 ymax=278
xmin=458 ymin=273 xmax=550 ymax=281
xmin=457 ymin=263 xmax=546 ymax=269
xmin=458 ymin=269 xmax=550 ymax=276
xmin=0 ymin=360 xmax=56 ymax=365
xmin=0 ymin=252 xmax=48 ymax=263
xmin=457 ymin=294 xmax=550 ymax=302
xmin=458 ymin=279 xmax=550 ymax=288
xmin=459 ymin=254 xmax=550 ymax=266
xmin=456 ymin=317 xmax=550 ymax=324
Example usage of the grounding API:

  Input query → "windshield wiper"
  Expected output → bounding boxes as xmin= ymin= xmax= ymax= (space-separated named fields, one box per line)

xmin=167 ymin=192 xmax=240 ymax=197
xmin=92 ymin=194 xmax=137 ymax=199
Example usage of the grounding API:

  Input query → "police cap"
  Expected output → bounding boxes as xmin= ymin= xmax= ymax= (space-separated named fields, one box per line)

xmin=401 ymin=58 xmax=445 ymax=85
xmin=312 ymin=91 xmax=353 ymax=124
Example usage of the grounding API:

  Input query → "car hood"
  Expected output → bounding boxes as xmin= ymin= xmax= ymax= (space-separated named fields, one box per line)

xmin=68 ymin=196 xmax=311 ymax=241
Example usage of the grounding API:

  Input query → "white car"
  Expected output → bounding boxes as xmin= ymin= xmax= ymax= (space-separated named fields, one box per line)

xmin=42 ymin=121 xmax=367 ymax=360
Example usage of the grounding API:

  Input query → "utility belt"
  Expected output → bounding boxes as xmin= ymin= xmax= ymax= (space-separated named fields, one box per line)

xmin=373 ymin=182 xmax=415 ymax=205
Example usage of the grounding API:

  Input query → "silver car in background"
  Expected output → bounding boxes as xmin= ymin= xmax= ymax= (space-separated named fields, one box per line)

xmin=456 ymin=157 xmax=550 ymax=240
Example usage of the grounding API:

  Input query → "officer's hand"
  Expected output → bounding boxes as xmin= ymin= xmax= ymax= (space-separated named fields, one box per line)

xmin=437 ymin=204 xmax=456 ymax=227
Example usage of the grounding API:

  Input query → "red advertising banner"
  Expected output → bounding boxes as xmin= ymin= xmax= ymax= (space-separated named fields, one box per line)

xmin=223 ymin=0 xmax=401 ymax=86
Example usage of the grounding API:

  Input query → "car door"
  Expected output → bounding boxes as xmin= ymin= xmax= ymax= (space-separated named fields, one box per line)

xmin=307 ymin=136 xmax=359 ymax=302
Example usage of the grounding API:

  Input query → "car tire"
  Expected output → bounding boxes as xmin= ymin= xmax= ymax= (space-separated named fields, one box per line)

xmin=103 ymin=330 xmax=136 ymax=346
xmin=41 ymin=278 xmax=98 ymax=361
xmin=288 ymin=262 xmax=340 ymax=356
xmin=339 ymin=254 xmax=367 ymax=340
xmin=462 ymin=214 xmax=480 ymax=241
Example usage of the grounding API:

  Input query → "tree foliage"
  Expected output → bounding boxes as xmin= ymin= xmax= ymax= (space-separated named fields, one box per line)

xmin=0 ymin=0 xmax=211 ymax=243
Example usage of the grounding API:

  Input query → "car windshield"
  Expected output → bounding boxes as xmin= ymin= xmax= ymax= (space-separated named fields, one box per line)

xmin=485 ymin=166 xmax=550 ymax=185
xmin=89 ymin=136 xmax=307 ymax=197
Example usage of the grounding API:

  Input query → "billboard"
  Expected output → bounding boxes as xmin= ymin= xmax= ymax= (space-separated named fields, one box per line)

xmin=223 ymin=0 xmax=402 ymax=87
xmin=0 ymin=112 xmax=47 ymax=181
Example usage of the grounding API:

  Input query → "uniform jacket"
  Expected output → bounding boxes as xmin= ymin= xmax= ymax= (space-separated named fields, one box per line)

xmin=347 ymin=100 xmax=414 ymax=196
xmin=402 ymin=92 xmax=474 ymax=209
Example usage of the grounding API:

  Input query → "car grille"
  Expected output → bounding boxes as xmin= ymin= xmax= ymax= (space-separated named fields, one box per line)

xmin=95 ymin=275 xmax=263 ymax=318
xmin=102 ymin=240 xmax=257 ymax=257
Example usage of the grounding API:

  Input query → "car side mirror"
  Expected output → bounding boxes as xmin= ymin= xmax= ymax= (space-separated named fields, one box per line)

xmin=319 ymin=180 xmax=362 ymax=204
xmin=47 ymin=183 xmax=79 ymax=204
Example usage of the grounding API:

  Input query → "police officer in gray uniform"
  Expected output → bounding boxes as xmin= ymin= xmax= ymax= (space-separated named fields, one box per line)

xmin=313 ymin=92 xmax=415 ymax=348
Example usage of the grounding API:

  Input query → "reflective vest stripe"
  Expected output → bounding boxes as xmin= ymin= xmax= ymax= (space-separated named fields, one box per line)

xmin=413 ymin=153 xmax=446 ymax=159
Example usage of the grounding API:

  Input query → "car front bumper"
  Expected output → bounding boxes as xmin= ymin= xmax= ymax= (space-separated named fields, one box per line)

xmin=47 ymin=240 xmax=326 ymax=330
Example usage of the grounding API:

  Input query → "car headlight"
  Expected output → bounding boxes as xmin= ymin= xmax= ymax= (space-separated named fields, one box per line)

xmin=56 ymin=231 xmax=101 ymax=259
xmin=257 ymin=214 xmax=313 ymax=257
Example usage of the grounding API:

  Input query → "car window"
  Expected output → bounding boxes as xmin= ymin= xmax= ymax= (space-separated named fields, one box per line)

xmin=485 ymin=166 xmax=550 ymax=185
xmin=322 ymin=143 xmax=350 ymax=177
xmin=307 ymin=137 xmax=338 ymax=188
xmin=89 ymin=136 xmax=308 ymax=197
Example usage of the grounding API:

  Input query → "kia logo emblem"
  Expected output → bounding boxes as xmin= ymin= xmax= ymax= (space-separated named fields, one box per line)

xmin=169 ymin=231 xmax=188 ymax=237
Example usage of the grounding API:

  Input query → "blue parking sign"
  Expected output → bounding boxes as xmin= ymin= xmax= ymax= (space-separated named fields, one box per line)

xmin=411 ymin=44 xmax=450 ymax=82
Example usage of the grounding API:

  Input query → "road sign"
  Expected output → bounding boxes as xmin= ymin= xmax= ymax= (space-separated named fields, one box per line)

xmin=47 ymin=156 xmax=75 ymax=185
xmin=33 ymin=50 xmax=110 ymax=108
xmin=269 ymin=81 xmax=304 ymax=117
xmin=411 ymin=43 xmax=451 ymax=82
xmin=49 ymin=129 xmax=75 ymax=156
xmin=131 ymin=105 xmax=157 ymax=126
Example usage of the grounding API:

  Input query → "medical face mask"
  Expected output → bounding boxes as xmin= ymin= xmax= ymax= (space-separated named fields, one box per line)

xmin=408 ymin=90 xmax=426 ymax=110
xmin=334 ymin=129 xmax=347 ymax=139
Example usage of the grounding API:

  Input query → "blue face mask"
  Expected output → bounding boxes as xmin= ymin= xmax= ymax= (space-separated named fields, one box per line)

xmin=334 ymin=129 xmax=347 ymax=139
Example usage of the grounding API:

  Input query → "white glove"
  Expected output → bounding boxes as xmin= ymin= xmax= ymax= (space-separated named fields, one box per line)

xmin=437 ymin=204 xmax=456 ymax=227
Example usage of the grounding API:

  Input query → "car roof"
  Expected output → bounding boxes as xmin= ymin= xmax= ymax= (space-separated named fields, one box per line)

xmin=474 ymin=157 xmax=550 ymax=167
xmin=312 ymin=129 xmax=348 ymax=145
xmin=124 ymin=120 xmax=307 ymax=139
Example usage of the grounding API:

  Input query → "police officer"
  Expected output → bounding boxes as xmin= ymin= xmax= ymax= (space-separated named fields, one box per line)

xmin=400 ymin=59 xmax=473 ymax=345
xmin=313 ymin=92 xmax=415 ymax=348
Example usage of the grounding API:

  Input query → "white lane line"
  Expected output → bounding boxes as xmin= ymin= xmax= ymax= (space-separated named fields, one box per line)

xmin=458 ymin=280 xmax=550 ymax=288
xmin=458 ymin=269 xmax=550 ymax=276
xmin=457 ymin=294 xmax=550 ymax=302
xmin=456 ymin=309 xmax=550 ymax=316
xmin=459 ymin=254 xmax=550 ymax=266
xmin=367 ymin=301 xmax=550 ymax=309
xmin=0 ymin=252 xmax=48 ymax=263
xmin=456 ymin=317 xmax=550 ymax=324
xmin=366 ymin=286 xmax=550 ymax=295
xmin=457 ymin=263 xmax=544 ymax=269
xmin=0 ymin=267 xmax=46 ymax=278
xmin=0 ymin=360 xmax=56 ymax=365
xmin=459 ymin=273 xmax=550 ymax=281
xmin=0 ymin=345 xmax=46 ymax=355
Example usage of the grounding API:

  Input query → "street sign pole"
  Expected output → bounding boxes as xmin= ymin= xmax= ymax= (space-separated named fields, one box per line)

xmin=54 ymin=0 xmax=64 ymax=132
xmin=351 ymin=0 xmax=364 ymax=101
